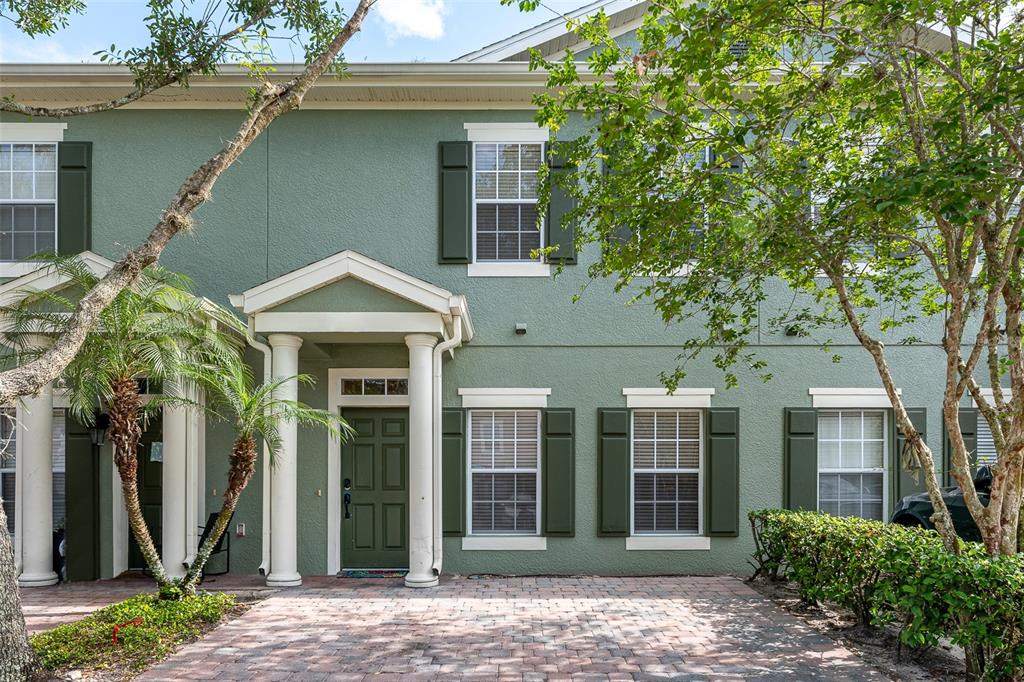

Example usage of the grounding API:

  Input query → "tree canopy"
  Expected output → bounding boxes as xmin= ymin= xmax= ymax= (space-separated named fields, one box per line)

xmin=518 ymin=0 xmax=1024 ymax=555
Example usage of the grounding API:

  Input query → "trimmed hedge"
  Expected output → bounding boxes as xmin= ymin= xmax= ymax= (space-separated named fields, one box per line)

xmin=749 ymin=509 xmax=1024 ymax=680
xmin=31 ymin=592 xmax=235 ymax=674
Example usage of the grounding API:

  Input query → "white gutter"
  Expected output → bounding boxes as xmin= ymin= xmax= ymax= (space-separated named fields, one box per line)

xmin=430 ymin=301 xmax=465 ymax=577
xmin=243 ymin=314 xmax=274 ymax=577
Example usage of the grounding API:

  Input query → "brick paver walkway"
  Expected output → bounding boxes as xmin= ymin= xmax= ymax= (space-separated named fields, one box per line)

xmin=137 ymin=576 xmax=883 ymax=681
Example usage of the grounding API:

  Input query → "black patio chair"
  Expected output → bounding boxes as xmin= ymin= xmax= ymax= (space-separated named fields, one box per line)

xmin=196 ymin=511 xmax=233 ymax=579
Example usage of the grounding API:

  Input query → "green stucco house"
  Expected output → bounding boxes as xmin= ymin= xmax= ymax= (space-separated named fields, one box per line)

xmin=0 ymin=0 xmax=992 ymax=589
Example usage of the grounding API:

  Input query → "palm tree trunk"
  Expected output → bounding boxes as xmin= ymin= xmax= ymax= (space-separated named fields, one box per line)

xmin=109 ymin=377 xmax=169 ymax=586
xmin=181 ymin=435 xmax=257 ymax=593
xmin=0 ymin=503 xmax=35 ymax=681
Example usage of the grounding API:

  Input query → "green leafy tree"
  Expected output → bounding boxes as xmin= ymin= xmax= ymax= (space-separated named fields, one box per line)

xmin=0 ymin=1 xmax=377 ymax=677
xmin=4 ymin=255 xmax=242 ymax=588
xmin=515 ymin=0 xmax=1024 ymax=556
xmin=175 ymin=359 xmax=352 ymax=594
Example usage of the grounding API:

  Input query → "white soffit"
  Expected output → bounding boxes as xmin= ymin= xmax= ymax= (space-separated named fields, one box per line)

xmin=809 ymin=388 xmax=901 ymax=409
xmin=459 ymin=387 xmax=551 ymax=408
xmin=622 ymin=388 xmax=714 ymax=409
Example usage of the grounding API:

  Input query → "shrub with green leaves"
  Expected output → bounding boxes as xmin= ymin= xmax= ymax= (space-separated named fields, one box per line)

xmin=749 ymin=509 xmax=1024 ymax=680
xmin=31 ymin=592 xmax=235 ymax=674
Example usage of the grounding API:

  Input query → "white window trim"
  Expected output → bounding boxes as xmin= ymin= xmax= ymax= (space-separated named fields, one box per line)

xmin=466 ymin=130 xmax=547 ymax=274
xmin=0 ymin=123 xmax=67 ymax=143
xmin=464 ymin=122 xmax=548 ymax=143
xmin=972 ymin=388 xmax=1013 ymax=406
xmin=0 ymin=135 xmax=64 ymax=278
xmin=459 ymin=388 xmax=550 ymax=409
xmin=809 ymin=388 xmax=900 ymax=409
xmin=467 ymin=262 xmax=551 ymax=278
xmin=630 ymin=408 xmax=705 ymax=538
xmin=461 ymin=536 xmax=547 ymax=551
xmin=466 ymin=408 xmax=542 ymax=537
xmin=623 ymin=388 xmax=714 ymax=409
xmin=625 ymin=536 xmax=711 ymax=551
xmin=816 ymin=409 xmax=888 ymax=520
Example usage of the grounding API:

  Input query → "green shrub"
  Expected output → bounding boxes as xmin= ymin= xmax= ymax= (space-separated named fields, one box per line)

xmin=749 ymin=509 xmax=1024 ymax=680
xmin=31 ymin=592 xmax=235 ymax=674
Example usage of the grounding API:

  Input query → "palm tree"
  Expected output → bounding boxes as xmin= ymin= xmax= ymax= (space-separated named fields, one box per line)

xmin=4 ymin=255 xmax=241 ymax=588
xmin=177 ymin=358 xmax=351 ymax=593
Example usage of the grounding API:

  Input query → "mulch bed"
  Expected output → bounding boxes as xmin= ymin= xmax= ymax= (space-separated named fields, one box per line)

xmin=748 ymin=577 xmax=965 ymax=681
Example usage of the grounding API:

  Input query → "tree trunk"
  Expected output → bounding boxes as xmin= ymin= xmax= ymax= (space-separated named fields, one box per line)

xmin=109 ymin=377 xmax=169 ymax=586
xmin=181 ymin=435 xmax=257 ymax=593
xmin=0 ymin=503 xmax=36 ymax=681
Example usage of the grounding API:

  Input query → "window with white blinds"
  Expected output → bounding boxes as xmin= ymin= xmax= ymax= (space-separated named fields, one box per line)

xmin=817 ymin=410 xmax=886 ymax=521
xmin=473 ymin=143 xmax=544 ymax=262
xmin=631 ymin=410 xmax=703 ymax=535
xmin=467 ymin=409 xmax=540 ymax=535
xmin=976 ymin=416 xmax=998 ymax=465
xmin=0 ymin=407 xmax=67 ymax=536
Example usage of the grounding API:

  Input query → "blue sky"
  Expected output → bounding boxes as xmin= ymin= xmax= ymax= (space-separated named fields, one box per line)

xmin=0 ymin=0 xmax=588 ymax=63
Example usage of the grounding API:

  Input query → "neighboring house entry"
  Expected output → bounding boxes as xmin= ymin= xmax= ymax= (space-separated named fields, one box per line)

xmin=340 ymin=408 xmax=410 ymax=569
xmin=129 ymin=417 xmax=163 ymax=570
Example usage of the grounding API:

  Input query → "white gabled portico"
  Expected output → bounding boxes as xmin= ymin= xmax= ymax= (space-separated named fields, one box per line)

xmin=230 ymin=250 xmax=473 ymax=588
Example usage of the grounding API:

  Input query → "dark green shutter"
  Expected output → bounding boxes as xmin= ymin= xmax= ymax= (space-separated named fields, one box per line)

xmin=64 ymin=416 xmax=98 ymax=581
xmin=892 ymin=408 xmax=927 ymax=502
xmin=438 ymin=141 xmax=472 ymax=264
xmin=706 ymin=408 xmax=739 ymax=537
xmin=943 ymin=408 xmax=978 ymax=485
xmin=57 ymin=141 xmax=92 ymax=255
xmin=546 ymin=151 xmax=577 ymax=265
xmin=441 ymin=408 xmax=466 ymax=536
xmin=598 ymin=408 xmax=630 ymax=536
xmin=542 ymin=408 xmax=574 ymax=536
xmin=784 ymin=408 xmax=818 ymax=511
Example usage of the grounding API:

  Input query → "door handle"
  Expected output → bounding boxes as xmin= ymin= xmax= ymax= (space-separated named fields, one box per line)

xmin=343 ymin=478 xmax=352 ymax=519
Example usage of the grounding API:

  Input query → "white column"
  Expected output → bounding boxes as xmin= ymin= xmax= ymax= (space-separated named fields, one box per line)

xmin=405 ymin=333 xmax=438 ymax=588
xmin=267 ymin=334 xmax=303 ymax=587
xmin=161 ymin=382 xmax=188 ymax=579
xmin=18 ymin=380 xmax=57 ymax=587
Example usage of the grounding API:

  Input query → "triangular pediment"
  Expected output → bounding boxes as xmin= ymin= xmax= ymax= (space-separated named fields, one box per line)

xmin=0 ymin=251 xmax=114 ymax=307
xmin=231 ymin=250 xmax=457 ymax=317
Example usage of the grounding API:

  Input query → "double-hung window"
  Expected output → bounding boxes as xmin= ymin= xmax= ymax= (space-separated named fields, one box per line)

xmin=1 ymin=408 xmax=15 ymax=535
xmin=473 ymin=142 xmax=543 ymax=263
xmin=0 ymin=407 xmax=66 ymax=536
xmin=0 ymin=143 xmax=57 ymax=261
xmin=467 ymin=409 xmax=540 ymax=535
xmin=817 ymin=410 xmax=886 ymax=520
xmin=631 ymin=409 xmax=703 ymax=535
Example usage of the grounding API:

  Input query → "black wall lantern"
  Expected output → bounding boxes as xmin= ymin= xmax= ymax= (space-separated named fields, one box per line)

xmin=89 ymin=412 xmax=110 ymax=448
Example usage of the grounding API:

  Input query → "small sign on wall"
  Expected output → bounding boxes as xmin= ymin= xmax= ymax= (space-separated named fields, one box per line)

xmin=150 ymin=442 xmax=163 ymax=463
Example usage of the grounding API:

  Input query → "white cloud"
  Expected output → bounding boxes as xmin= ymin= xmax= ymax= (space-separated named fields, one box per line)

xmin=377 ymin=0 xmax=447 ymax=40
xmin=0 ymin=36 xmax=94 ymax=63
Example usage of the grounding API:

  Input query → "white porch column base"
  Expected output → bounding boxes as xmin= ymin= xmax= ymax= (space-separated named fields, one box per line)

xmin=266 ymin=333 xmax=303 ymax=588
xmin=18 ymin=381 xmax=57 ymax=587
xmin=405 ymin=333 xmax=438 ymax=588
xmin=161 ymin=384 xmax=188 ymax=580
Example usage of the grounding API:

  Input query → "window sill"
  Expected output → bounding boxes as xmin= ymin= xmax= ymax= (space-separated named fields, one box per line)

xmin=467 ymin=263 xmax=550 ymax=278
xmin=462 ymin=536 xmax=547 ymax=551
xmin=0 ymin=262 xmax=45 ymax=279
xmin=625 ymin=536 xmax=711 ymax=551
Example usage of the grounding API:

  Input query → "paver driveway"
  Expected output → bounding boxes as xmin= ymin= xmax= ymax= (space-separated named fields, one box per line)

xmin=141 ymin=576 xmax=883 ymax=681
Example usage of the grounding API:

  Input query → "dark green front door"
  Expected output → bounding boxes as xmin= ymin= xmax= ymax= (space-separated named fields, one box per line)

xmin=341 ymin=409 xmax=409 ymax=569
xmin=128 ymin=417 xmax=162 ymax=570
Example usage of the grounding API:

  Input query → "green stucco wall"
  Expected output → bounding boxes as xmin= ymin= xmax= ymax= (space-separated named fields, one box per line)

xmin=4 ymin=107 xmax=960 ymax=578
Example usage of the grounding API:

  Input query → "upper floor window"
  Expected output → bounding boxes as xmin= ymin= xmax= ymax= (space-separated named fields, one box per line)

xmin=817 ymin=409 xmax=886 ymax=520
xmin=473 ymin=142 xmax=543 ymax=263
xmin=631 ymin=409 xmax=703 ymax=535
xmin=0 ymin=143 xmax=57 ymax=262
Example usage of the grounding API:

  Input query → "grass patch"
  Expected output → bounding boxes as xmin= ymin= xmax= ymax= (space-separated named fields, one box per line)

xmin=31 ymin=592 xmax=236 ymax=676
